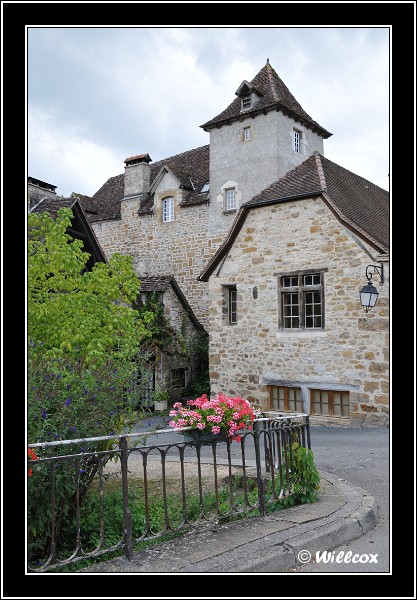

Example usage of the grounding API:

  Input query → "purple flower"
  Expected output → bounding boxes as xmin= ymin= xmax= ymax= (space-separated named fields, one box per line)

xmin=64 ymin=397 xmax=71 ymax=407
xmin=42 ymin=409 xmax=47 ymax=419
xmin=66 ymin=383 xmax=71 ymax=389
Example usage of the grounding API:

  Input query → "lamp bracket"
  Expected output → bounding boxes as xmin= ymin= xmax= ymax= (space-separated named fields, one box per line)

xmin=365 ymin=264 xmax=384 ymax=285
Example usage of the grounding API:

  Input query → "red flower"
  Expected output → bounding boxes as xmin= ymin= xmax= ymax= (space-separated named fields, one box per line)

xmin=28 ymin=447 xmax=38 ymax=476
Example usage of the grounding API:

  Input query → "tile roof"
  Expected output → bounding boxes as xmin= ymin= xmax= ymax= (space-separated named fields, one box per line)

xmin=28 ymin=195 xmax=107 ymax=264
xmin=82 ymin=145 xmax=210 ymax=223
xmin=70 ymin=192 xmax=98 ymax=214
xmin=200 ymin=61 xmax=332 ymax=139
xmin=138 ymin=275 xmax=173 ymax=293
xmin=29 ymin=196 xmax=78 ymax=218
xmin=139 ymin=275 xmax=205 ymax=332
xmin=199 ymin=152 xmax=389 ymax=281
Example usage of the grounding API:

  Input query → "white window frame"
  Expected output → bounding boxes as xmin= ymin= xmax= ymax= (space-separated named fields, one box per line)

xmin=243 ymin=126 xmax=252 ymax=141
xmin=162 ymin=197 xmax=174 ymax=222
xmin=293 ymin=129 xmax=301 ymax=153
xmin=225 ymin=188 xmax=236 ymax=211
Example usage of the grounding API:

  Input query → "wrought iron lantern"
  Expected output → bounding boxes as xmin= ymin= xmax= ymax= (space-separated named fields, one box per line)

xmin=359 ymin=264 xmax=384 ymax=313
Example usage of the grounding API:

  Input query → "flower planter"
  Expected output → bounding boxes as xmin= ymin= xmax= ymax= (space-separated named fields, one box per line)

xmin=154 ymin=400 xmax=168 ymax=412
xmin=169 ymin=393 xmax=258 ymax=444
xmin=182 ymin=429 xmax=228 ymax=444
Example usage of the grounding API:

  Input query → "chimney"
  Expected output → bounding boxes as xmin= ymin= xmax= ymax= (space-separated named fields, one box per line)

xmin=123 ymin=153 xmax=151 ymax=202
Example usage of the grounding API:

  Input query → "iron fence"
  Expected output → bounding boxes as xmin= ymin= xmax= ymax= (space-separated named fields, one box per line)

xmin=27 ymin=412 xmax=310 ymax=572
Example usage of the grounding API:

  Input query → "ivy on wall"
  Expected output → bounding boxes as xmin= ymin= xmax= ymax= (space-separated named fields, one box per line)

xmin=134 ymin=292 xmax=210 ymax=397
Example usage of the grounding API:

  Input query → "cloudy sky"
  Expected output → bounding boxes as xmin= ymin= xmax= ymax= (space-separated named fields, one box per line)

xmin=27 ymin=26 xmax=390 ymax=198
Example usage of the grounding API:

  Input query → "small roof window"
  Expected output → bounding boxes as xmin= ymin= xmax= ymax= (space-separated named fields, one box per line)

xmin=242 ymin=94 xmax=251 ymax=108
xmin=200 ymin=181 xmax=210 ymax=193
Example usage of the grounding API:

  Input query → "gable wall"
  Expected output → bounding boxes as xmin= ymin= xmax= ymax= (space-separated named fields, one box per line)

xmin=91 ymin=197 xmax=212 ymax=328
xmin=207 ymin=197 xmax=389 ymax=426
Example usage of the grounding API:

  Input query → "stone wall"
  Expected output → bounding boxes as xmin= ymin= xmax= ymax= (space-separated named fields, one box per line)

xmin=91 ymin=196 xmax=211 ymax=329
xmin=207 ymin=197 xmax=389 ymax=426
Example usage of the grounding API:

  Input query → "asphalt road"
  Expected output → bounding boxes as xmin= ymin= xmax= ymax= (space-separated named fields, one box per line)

xmin=287 ymin=424 xmax=390 ymax=573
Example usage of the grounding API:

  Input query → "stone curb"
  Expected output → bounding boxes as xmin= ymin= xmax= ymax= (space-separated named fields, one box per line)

xmin=180 ymin=473 xmax=376 ymax=573
xmin=80 ymin=471 xmax=377 ymax=573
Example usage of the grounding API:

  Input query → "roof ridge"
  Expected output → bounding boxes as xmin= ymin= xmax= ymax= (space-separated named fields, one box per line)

xmin=314 ymin=152 xmax=327 ymax=191
xmin=265 ymin=62 xmax=279 ymax=102
xmin=152 ymin=144 xmax=209 ymax=168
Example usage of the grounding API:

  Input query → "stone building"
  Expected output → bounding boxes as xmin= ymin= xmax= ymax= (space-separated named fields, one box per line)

xmin=28 ymin=176 xmax=57 ymax=211
xmin=198 ymin=153 xmax=389 ymax=427
xmin=30 ymin=60 xmax=389 ymax=424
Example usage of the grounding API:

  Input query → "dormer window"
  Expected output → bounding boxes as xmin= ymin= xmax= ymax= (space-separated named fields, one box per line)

xmin=242 ymin=94 xmax=251 ymax=109
xmin=200 ymin=181 xmax=210 ymax=193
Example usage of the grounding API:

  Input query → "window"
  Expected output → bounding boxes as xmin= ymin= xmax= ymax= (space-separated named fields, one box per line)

xmin=225 ymin=188 xmax=236 ymax=211
xmin=242 ymin=94 xmax=251 ymax=109
xmin=279 ymin=271 xmax=324 ymax=330
xmin=200 ymin=181 xmax=210 ymax=193
xmin=171 ymin=368 xmax=186 ymax=388
xmin=293 ymin=129 xmax=302 ymax=153
xmin=310 ymin=389 xmax=349 ymax=418
xmin=228 ymin=286 xmax=237 ymax=324
xmin=269 ymin=386 xmax=303 ymax=412
xmin=162 ymin=197 xmax=174 ymax=222
xmin=243 ymin=126 xmax=252 ymax=141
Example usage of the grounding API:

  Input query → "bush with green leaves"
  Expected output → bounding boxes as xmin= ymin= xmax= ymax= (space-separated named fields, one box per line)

xmin=27 ymin=207 xmax=155 ymax=563
xmin=277 ymin=441 xmax=321 ymax=508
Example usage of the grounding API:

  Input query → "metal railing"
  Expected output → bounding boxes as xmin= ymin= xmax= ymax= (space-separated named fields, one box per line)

xmin=27 ymin=412 xmax=310 ymax=572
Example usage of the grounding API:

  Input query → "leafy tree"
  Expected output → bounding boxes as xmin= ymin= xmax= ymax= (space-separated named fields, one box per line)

xmin=27 ymin=207 xmax=154 ymax=563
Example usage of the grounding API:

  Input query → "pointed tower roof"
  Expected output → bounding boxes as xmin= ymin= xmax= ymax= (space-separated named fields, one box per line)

xmin=200 ymin=60 xmax=332 ymax=139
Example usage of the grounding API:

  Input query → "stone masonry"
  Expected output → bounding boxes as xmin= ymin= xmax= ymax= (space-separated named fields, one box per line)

xmin=207 ymin=197 xmax=389 ymax=427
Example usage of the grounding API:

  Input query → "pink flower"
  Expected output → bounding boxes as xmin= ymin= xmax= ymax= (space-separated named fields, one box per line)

xmin=168 ymin=393 xmax=257 ymax=442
